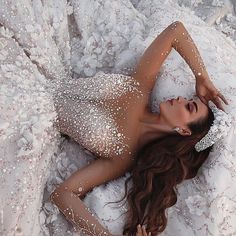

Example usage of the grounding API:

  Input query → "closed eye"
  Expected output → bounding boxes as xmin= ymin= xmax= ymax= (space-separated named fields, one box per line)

xmin=186 ymin=103 xmax=191 ymax=112
xmin=189 ymin=99 xmax=198 ymax=113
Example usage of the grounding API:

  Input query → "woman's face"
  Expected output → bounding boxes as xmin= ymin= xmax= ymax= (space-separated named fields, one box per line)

xmin=159 ymin=95 xmax=209 ymax=132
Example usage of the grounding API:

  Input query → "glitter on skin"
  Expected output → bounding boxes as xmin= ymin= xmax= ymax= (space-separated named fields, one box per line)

xmin=46 ymin=71 xmax=144 ymax=158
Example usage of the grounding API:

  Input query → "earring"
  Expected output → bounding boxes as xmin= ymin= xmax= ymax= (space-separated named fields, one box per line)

xmin=173 ymin=127 xmax=180 ymax=132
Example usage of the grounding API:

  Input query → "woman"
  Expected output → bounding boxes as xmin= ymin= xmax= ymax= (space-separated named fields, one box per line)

xmin=50 ymin=21 xmax=229 ymax=236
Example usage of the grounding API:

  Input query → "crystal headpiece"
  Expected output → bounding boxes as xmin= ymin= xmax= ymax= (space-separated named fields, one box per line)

xmin=194 ymin=102 xmax=233 ymax=152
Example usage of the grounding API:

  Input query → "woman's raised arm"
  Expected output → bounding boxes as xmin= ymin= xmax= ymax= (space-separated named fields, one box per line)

xmin=132 ymin=21 xmax=228 ymax=110
xmin=131 ymin=21 xmax=210 ymax=92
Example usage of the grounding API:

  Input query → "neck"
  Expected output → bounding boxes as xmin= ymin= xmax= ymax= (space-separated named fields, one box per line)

xmin=137 ymin=105 xmax=172 ymax=150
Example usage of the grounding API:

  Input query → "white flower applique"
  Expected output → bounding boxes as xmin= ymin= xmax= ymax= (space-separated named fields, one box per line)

xmin=216 ymin=196 xmax=231 ymax=217
xmin=0 ymin=26 xmax=14 ymax=38
xmin=185 ymin=194 xmax=208 ymax=216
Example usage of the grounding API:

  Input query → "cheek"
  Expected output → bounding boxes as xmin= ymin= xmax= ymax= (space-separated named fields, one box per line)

xmin=159 ymin=101 xmax=174 ymax=113
xmin=160 ymin=102 xmax=189 ymax=124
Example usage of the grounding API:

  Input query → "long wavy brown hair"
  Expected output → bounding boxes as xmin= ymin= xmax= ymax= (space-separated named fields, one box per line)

xmin=108 ymin=105 xmax=214 ymax=236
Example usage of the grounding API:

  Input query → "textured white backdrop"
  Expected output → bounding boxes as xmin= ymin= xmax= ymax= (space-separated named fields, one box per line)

xmin=0 ymin=0 xmax=236 ymax=235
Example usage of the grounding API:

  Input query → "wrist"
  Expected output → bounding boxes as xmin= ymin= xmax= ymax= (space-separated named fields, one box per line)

xmin=195 ymin=71 xmax=210 ymax=82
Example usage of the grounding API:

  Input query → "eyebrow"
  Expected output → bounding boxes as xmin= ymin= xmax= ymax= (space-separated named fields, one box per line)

xmin=193 ymin=101 xmax=198 ymax=113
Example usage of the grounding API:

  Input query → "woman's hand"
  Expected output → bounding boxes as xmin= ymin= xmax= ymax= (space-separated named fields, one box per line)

xmin=195 ymin=77 xmax=228 ymax=111
xmin=136 ymin=224 xmax=151 ymax=236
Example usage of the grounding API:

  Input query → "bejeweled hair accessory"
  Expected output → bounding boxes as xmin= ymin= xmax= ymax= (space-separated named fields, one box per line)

xmin=194 ymin=102 xmax=233 ymax=152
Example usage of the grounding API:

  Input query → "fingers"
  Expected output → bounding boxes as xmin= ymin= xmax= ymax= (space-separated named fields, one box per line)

xmin=212 ymin=96 xmax=225 ymax=111
xmin=136 ymin=224 xmax=142 ymax=236
xmin=136 ymin=225 xmax=151 ymax=236
xmin=218 ymin=92 xmax=229 ymax=105
xmin=199 ymin=93 xmax=228 ymax=112
xmin=142 ymin=225 xmax=148 ymax=236
xmin=198 ymin=95 xmax=208 ymax=106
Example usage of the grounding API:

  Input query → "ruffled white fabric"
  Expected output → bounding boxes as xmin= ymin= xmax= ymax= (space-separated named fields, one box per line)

xmin=0 ymin=0 xmax=236 ymax=235
xmin=195 ymin=103 xmax=234 ymax=152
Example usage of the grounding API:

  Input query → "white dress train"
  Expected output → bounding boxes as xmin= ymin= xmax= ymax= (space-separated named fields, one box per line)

xmin=0 ymin=0 xmax=236 ymax=235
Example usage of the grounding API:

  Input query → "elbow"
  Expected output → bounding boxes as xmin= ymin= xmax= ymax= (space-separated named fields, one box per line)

xmin=50 ymin=187 xmax=84 ymax=205
xmin=167 ymin=21 xmax=184 ymax=33
xmin=169 ymin=21 xmax=184 ymax=31
xmin=50 ymin=187 xmax=65 ymax=204
xmin=50 ymin=189 xmax=58 ymax=204
xmin=173 ymin=20 xmax=184 ymax=26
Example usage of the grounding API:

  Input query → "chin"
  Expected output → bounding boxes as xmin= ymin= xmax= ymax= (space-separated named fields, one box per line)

xmin=159 ymin=102 xmax=165 ymax=113
xmin=154 ymin=100 xmax=169 ymax=114
xmin=159 ymin=101 xmax=171 ymax=114
xmin=159 ymin=100 xmax=168 ymax=108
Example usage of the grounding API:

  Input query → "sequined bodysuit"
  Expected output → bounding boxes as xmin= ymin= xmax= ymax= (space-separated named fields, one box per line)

xmin=49 ymin=71 xmax=144 ymax=158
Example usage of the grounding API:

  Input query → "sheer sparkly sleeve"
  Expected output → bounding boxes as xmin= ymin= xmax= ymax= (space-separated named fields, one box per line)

xmin=50 ymin=157 xmax=134 ymax=236
xmin=171 ymin=21 xmax=209 ymax=81
xmin=131 ymin=21 xmax=211 ymax=92
xmin=50 ymin=189 xmax=114 ymax=236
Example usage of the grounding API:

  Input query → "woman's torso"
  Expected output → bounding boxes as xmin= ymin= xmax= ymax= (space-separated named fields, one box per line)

xmin=51 ymin=71 xmax=149 ymax=159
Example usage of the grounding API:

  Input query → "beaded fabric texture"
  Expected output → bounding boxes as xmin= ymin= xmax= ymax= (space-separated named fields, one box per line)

xmin=195 ymin=103 xmax=233 ymax=152
xmin=47 ymin=71 xmax=144 ymax=158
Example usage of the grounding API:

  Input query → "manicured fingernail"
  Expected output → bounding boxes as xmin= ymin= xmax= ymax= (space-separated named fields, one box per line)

xmin=138 ymin=224 xmax=141 ymax=228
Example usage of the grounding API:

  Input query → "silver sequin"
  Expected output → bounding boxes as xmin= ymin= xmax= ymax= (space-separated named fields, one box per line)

xmin=46 ymin=71 xmax=144 ymax=158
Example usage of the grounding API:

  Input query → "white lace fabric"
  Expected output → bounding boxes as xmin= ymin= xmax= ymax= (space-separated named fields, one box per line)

xmin=0 ymin=0 xmax=236 ymax=236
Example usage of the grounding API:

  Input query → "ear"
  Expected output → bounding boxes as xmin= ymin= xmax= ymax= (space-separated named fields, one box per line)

xmin=177 ymin=127 xmax=192 ymax=136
